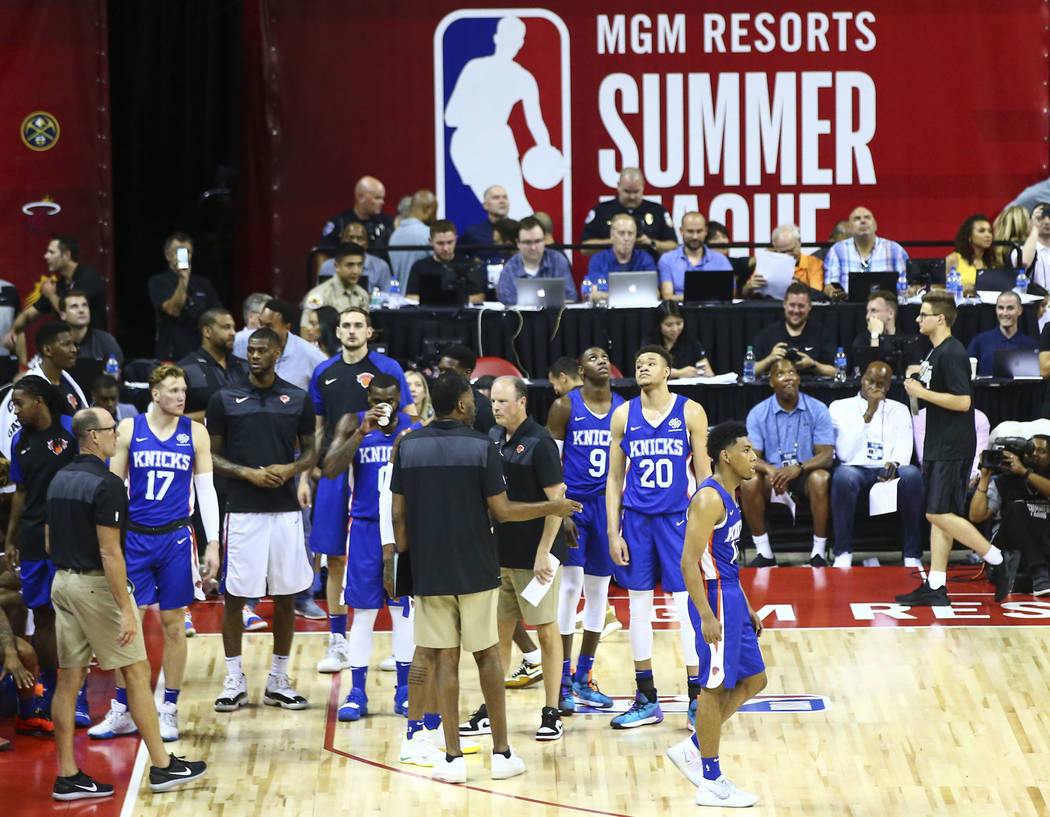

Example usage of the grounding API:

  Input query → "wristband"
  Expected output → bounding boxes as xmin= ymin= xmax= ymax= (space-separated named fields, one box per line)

xmin=1024 ymin=469 xmax=1033 ymax=481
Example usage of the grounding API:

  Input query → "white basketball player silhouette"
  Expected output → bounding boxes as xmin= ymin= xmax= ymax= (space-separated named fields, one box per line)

xmin=445 ymin=16 xmax=563 ymax=219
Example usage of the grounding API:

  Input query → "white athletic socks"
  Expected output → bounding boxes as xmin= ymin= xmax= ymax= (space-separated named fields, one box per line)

xmin=927 ymin=571 xmax=946 ymax=590
xmin=271 ymin=654 xmax=289 ymax=676
xmin=225 ymin=655 xmax=243 ymax=677
xmin=522 ymin=648 xmax=541 ymax=665
xmin=983 ymin=545 xmax=1004 ymax=566
xmin=811 ymin=536 xmax=827 ymax=559
xmin=752 ymin=533 xmax=773 ymax=559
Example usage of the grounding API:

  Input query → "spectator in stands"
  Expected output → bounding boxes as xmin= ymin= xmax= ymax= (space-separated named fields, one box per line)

xmin=823 ymin=207 xmax=908 ymax=300
xmin=59 ymin=290 xmax=123 ymax=376
xmin=752 ymin=281 xmax=836 ymax=377
xmin=393 ymin=194 xmax=412 ymax=230
xmin=580 ymin=168 xmax=677 ymax=258
xmin=945 ymin=214 xmax=995 ymax=296
xmin=588 ymin=214 xmax=657 ymax=286
xmin=299 ymin=306 xmax=339 ymax=357
xmin=811 ymin=220 xmax=852 ymax=263
xmin=828 ymin=361 xmax=923 ymax=568
xmin=1030 ymin=282 xmax=1050 ymax=333
xmin=233 ymin=292 xmax=272 ymax=357
xmin=657 ymin=212 xmax=732 ymax=300
xmin=3 ymin=235 xmax=106 ymax=355
xmin=254 ymin=298 xmax=327 ymax=392
xmin=650 ymin=300 xmax=714 ymax=378
xmin=1022 ymin=202 xmax=1050 ymax=289
xmin=742 ymin=224 xmax=825 ymax=298
xmin=742 ymin=358 xmax=833 ymax=566
xmin=317 ymin=175 xmax=394 ymax=254
xmin=966 ymin=291 xmax=1037 ymax=376
xmin=435 ymin=344 xmax=496 ymax=434
xmin=992 ymin=205 xmax=1030 ymax=268
xmin=913 ymin=407 xmax=990 ymax=490
xmin=497 ymin=217 xmax=576 ymax=305
xmin=547 ymin=356 xmax=583 ymax=396
xmin=317 ymin=222 xmax=393 ymax=293
xmin=405 ymin=370 xmax=433 ymax=424
xmin=303 ymin=243 xmax=370 ymax=313
xmin=177 ymin=308 xmax=249 ymax=421
xmin=148 ymin=232 xmax=222 ymax=361
xmin=388 ymin=190 xmax=439 ymax=292
xmin=850 ymin=290 xmax=927 ymax=373
xmin=461 ymin=185 xmax=511 ymax=265
xmin=90 ymin=374 xmax=138 ymax=422
xmin=405 ymin=221 xmax=486 ymax=305
xmin=704 ymin=221 xmax=730 ymax=256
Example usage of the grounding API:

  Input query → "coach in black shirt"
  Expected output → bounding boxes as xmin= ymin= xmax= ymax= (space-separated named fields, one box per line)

xmin=390 ymin=372 xmax=579 ymax=782
xmin=177 ymin=307 xmax=248 ymax=421
xmin=752 ymin=280 xmax=836 ymax=377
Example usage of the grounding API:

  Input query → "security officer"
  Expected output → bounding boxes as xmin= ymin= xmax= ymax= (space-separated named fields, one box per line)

xmin=580 ymin=167 xmax=677 ymax=259
xmin=177 ymin=307 xmax=249 ymax=422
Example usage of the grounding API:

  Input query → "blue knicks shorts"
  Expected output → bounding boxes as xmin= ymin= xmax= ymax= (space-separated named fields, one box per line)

xmin=309 ymin=474 xmax=349 ymax=556
xmin=125 ymin=526 xmax=195 ymax=610
xmin=565 ymin=495 xmax=614 ymax=577
xmin=20 ymin=558 xmax=56 ymax=609
xmin=689 ymin=579 xmax=764 ymax=690
xmin=612 ymin=508 xmax=687 ymax=592
xmin=343 ymin=517 xmax=408 ymax=611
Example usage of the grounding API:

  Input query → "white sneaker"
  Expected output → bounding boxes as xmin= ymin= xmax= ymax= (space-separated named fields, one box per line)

xmin=426 ymin=728 xmax=481 ymax=754
xmin=431 ymin=754 xmax=467 ymax=783
xmin=242 ymin=607 xmax=267 ymax=631
xmin=87 ymin=699 xmax=138 ymax=739
xmin=665 ymin=736 xmax=702 ymax=786
xmin=379 ymin=655 xmax=396 ymax=672
xmin=214 ymin=673 xmax=248 ymax=712
xmin=263 ymin=673 xmax=308 ymax=710
xmin=316 ymin=634 xmax=351 ymax=673
xmin=399 ymin=736 xmax=445 ymax=767
xmin=491 ymin=747 xmax=526 ymax=780
xmin=695 ymin=774 xmax=759 ymax=807
xmin=157 ymin=701 xmax=179 ymax=742
xmin=833 ymin=553 xmax=852 ymax=569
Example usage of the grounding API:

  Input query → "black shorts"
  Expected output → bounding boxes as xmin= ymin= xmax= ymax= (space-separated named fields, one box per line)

xmin=923 ymin=459 xmax=969 ymax=515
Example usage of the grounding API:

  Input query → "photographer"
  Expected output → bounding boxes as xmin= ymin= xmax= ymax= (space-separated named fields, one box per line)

xmin=970 ymin=435 xmax=1050 ymax=598
xmin=751 ymin=281 xmax=836 ymax=377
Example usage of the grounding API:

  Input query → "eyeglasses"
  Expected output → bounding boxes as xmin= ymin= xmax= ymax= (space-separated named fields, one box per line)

xmin=917 ymin=312 xmax=940 ymax=320
xmin=518 ymin=239 xmax=545 ymax=246
xmin=88 ymin=424 xmax=118 ymax=433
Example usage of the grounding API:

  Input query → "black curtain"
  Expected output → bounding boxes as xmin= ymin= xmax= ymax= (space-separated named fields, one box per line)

xmin=108 ymin=0 xmax=241 ymax=359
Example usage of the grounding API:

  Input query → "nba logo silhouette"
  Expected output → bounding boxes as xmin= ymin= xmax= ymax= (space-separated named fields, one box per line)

xmin=434 ymin=10 xmax=571 ymax=245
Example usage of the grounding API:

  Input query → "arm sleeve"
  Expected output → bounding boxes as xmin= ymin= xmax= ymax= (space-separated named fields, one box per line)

xmin=484 ymin=443 xmax=508 ymax=497
xmin=193 ymin=472 xmax=220 ymax=541
xmin=94 ymin=477 xmax=126 ymax=528
xmin=378 ymin=477 xmax=394 ymax=545
xmin=204 ymin=391 xmax=225 ymax=437
xmin=534 ymin=436 xmax=564 ymax=488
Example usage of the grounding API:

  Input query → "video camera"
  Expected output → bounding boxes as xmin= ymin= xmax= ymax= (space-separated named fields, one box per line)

xmin=979 ymin=436 xmax=1034 ymax=471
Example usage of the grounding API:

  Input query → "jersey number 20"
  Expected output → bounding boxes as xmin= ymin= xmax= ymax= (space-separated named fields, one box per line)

xmin=638 ymin=458 xmax=673 ymax=488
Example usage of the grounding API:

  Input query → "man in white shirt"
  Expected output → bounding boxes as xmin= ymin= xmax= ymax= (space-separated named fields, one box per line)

xmin=1022 ymin=202 xmax=1050 ymax=289
xmin=828 ymin=361 xmax=923 ymax=568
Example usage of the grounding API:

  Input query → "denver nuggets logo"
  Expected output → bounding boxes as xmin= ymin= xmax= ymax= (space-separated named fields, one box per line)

xmin=47 ymin=438 xmax=68 ymax=455
xmin=668 ymin=417 xmax=682 ymax=429
xmin=280 ymin=394 xmax=290 ymax=404
xmin=356 ymin=372 xmax=374 ymax=389
xmin=21 ymin=112 xmax=60 ymax=151
xmin=66 ymin=394 xmax=78 ymax=410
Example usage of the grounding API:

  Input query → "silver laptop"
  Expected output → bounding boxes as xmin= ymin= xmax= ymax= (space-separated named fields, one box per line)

xmin=608 ymin=271 xmax=660 ymax=308
xmin=516 ymin=277 xmax=566 ymax=309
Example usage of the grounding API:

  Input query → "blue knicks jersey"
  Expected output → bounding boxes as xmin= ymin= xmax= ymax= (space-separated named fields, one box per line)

xmin=695 ymin=477 xmax=742 ymax=583
xmin=127 ymin=414 xmax=196 ymax=525
xmin=349 ymin=412 xmax=411 ymax=520
xmin=621 ymin=394 xmax=694 ymax=514
xmin=563 ymin=389 xmax=624 ymax=496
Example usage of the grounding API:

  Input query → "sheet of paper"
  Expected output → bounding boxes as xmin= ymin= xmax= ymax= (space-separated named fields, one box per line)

xmin=672 ymin=373 xmax=739 ymax=385
xmin=754 ymin=249 xmax=797 ymax=300
xmin=976 ymin=290 xmax=1043 ymax=305
xmin=770 ymin=487 xmax=796 ymax=522
xmin=520 ymin=553 xmax=561 ymax=607
xmin=868 ymin=477 xmax=900 ymax=516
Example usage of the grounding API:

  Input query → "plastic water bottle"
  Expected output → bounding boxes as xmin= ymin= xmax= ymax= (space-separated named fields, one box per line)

xmin=596 ymin=275 xmax=609 ymax=308
xmin=105 ymin=355 xmax=119 ymax=376
xmin=896 ymin=269 xmax=908 ymax=300
xmin=580 ymin=276 xmax=593 ymax=306
xmin=388 ymin=276 xmax=401 ymax=307
xmin=834 ymin=347 xmax=847 ymax=382
xmin=1016 ymin=269 xmax=1029 ymax=296
xmin=742 ymin=346 xmax=755 ymax=383
xmin=370 ymin=287 xmax=382 ymax=310
xmin=947 ymin=266 xmax=959 ymax=303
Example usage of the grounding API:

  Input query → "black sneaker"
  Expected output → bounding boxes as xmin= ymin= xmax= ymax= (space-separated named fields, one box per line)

xmin=1032 ymin=569 xmax=1050 ymax=597
xmin=895 ymin=581 xmax=950 ymax=606
xmin=53 ymin=770 xmax=114 ymax=800
xmin=148 ymin=753 xmax=207 ymax=792
xmin=459 ymin=704 xmax=491 ymax=736
xmin=994 ymin=550 xmax=1021 ymax=602
xmin=536 ymin=706 xmax=563 ymax=741
xmin=808 ymin=554 xmax=828 ymax=567
xmin=748 ymin=554 xmax=777 ymax=567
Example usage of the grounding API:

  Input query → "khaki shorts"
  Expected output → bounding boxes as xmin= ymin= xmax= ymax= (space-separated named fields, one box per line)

xmin=498 ymin=566 xmax=561 ymax=626
xmin=415 ymin=588 xmax=498 ymax=653
xmin=51 ymin=571 xmax=147 ymax=671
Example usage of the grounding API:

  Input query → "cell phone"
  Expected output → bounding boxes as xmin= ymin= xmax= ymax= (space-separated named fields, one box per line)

xmin=176 ymin=247 xmax=190 ymax=270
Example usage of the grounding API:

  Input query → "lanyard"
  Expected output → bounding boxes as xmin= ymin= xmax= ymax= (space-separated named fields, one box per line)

xmin=774 ymin=408 xmax=802 ymax=464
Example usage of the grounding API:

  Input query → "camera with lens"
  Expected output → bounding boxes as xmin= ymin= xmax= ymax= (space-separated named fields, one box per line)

xmin=783 ymin=346 xmax=801 ymax=363
xmin=979 ymin=436 xmax=1033 ymax=471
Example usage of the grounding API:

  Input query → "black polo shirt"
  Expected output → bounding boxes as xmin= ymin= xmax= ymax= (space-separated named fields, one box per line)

xmin=405 ymin=254 xmax=486 ymax=300
xmin=488 ymin=417 xmax=566 ymax=569
xmin=752 ymin=319 xmax=835 ymax=368
xmin=177 ymin=347 xmax=250 ymax=415
xmin=205 ymin=375 xmax=315 ymax=513
xmin=318 ymin=209 xmax=395 ymax=253
xmin=35 ymin=264 xmax=107 ymax=330
xmin=10 ymin=415 xmax=77 ymax=561
xmin=390 ymin=419 xmax=505 ymax=596
xmin=46 ymin=454 xmax=127 ymax=570
xmin=472 ymin=387 xmax=496 ymax=435
xmin=580 ymin=199 xmax=677 ymax=258
xmin=148 ymin=271 xmax=222 ymax=361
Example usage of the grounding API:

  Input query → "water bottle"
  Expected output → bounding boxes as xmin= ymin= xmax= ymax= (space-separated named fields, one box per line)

xmin=742 ymin=346 xmax=755 ymax=383
xmin=580 ymin=275 xmax=593 ymax=306
xmin=896 ymin=269 xmax=908 ymax=300
xmin=1016 ymin=269 xmax=1029 ymax=296
xmin=596 ymin=275 xmax=609 ymax=308
xmin=370 ymin=287 xmax=382 ymax=310
xmin=388 ymin=276 xmax=401 ymax=307
xmin=834 ymin=347 xmax=847 ymax=382
xmin=105 ymin=354 xmax=119 ymax=376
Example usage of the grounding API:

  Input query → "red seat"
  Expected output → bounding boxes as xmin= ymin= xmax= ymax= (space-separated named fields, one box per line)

xmin=609 ymin=363 xmax=624 ymax=379
xmin=472 ymin=356 xmax=523 ymax=379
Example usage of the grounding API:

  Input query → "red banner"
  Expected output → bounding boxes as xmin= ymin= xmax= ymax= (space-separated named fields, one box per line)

xmin=0 ymin=1 xmax=112 ymax=318
xmin=242 ymin=1 xmax=1049 ymax=294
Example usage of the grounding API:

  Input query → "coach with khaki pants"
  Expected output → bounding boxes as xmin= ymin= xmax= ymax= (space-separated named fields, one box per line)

xmin=46 ymin=407 xmax=205 ymax=801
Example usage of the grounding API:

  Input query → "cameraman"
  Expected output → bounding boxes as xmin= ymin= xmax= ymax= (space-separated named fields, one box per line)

xmin=751 ymin=281 xmax=836 ymax=377
xmin=970 ymin=435 xmax=1050 ymax=597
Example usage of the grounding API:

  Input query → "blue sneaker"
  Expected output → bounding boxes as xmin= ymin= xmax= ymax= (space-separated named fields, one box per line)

xmin=74 ymin=687 xmax=91 ymax=728
xmin=610 ymin=691 xmax=663 ymax=729
xmin=688 ymin=697 xmax=698 ymax=732
xmin=338 ymin=687 xmax=368 ymax=722
xmin=393 ymin=685 xmax=409 ymax=717
xmin=558 ymin=679 xmax=575 ymax=715
xmin=572 ymin=672 xmax=613 ymax=708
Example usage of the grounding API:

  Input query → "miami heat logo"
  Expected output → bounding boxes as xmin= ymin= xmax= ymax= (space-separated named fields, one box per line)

xmin=66 ymin=394 xmax=77 ymax=410
xmin=280 ymin=394 xmax=290 ymax=404
xmin=47 ymin=438 xmax=68 ymax=455
xmin=356 ymin=372 xmax=374 ymax=389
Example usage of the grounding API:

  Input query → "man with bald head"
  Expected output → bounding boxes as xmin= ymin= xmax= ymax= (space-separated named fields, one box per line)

xmin=658 ymin=212 xmax=733 ymax=300
xmin=580 ymin=168 xmax=677 ymax=258
xmin=743 ymin=224 xmax=825 ymax=298
xmin=461 ymin=185 xmax=512 ymax=265
xmin=317 ymin=221 xmax=393 ymax=292
xmin=388 ymin=189 xmax=439 ymax=292
xmin=828 ymin=361 xmax=923 ymax=568
xmin=318 ymin=175 xmax=395 ymax=254
xmin=823 ymin=207 xmax=908 ymax=300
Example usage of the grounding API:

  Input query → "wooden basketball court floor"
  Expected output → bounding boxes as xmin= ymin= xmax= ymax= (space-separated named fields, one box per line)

xmin=4 ymin=566 xmax=1050 ymax=817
